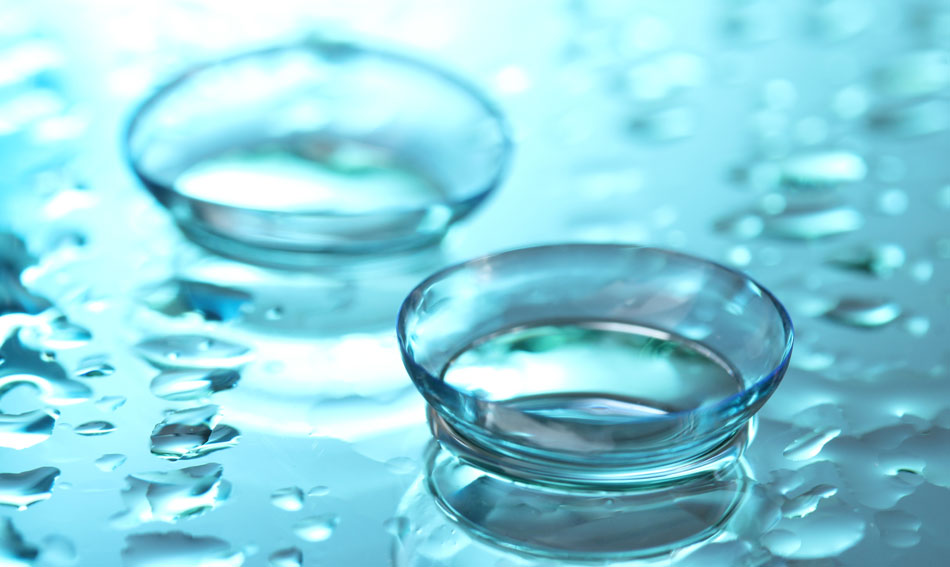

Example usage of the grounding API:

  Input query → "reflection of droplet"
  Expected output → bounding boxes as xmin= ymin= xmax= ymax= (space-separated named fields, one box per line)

xmin=784 ymin=429 xmax=841 ymax=461
xmin=0 ymin=466 xmax=60 ymax=510
xmin=149 ymin=369 xmax=240 ymax=401
xmin=293 ymin=514 xmax=340 ymax=542
xmin=270 ymin=487 xmax=305 ymax=512
xmin=0 ymin=518 xmax=38 ymax=565
xmin=268 ymin=546 xmax=302 ymax=567
xmin=135 ymin=335 xmax=253 ymax=369
xmin=827 ymin=243 xmax=905 ymax=277
xmin=74 ymin=356 xmax=114 ymax=379
xmin=0 ymin=408 xmax=58 ymax=449
xmin=783 ymin=484 xmax=837 ymax=518
xmin=95 ymin=453 xmax=127 ymax=472
xmin=74 ymin=420 xmax=115 ymax=436
xmin=872 ymin=50 xmax=950 ymax=99
xmin=780 ymin=150 xmax=867 ymax=188
xmin=150 ymin=405 xmax=239 ymax=461
xmin=825 ymin=298 xmax=901 ymax=328
xmin=112 ymin=463 xmax=230 ymax=527
xmin=121 ymin=531 xmax=244 ymax=567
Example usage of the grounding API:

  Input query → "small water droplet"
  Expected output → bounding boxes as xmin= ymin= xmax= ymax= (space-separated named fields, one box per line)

xmin=135 ymin=335 xmax=253 ymax=369
xmin=268 ymin=547 xmax=302 ymax=567
xmin=150 ymin=405 xmax=239 ymax=461
xmin=827 ymin=243 xmax=905 ymax=277
xmin=293 ymin=513 xmax=339 ymax=542
xmin=74 ymin=420 xmax=115 ymax=436
xmin=824 ymin=297 xmax=901 ymax=328
xmin=872 ymin=50 xmax=950 ymax=99
xmin=121 ymin=531 xmax=244 ymax=567
xmin=95 ymin=453 xmax=127 ymax=472
xmin=270 ymin=487 xmax=304 ymax=512
xmin=0 ymin=466 xmax=60 ymax=509
xmin=112 ymin=463 xmax=230 ymax=527
xmin=95 ymin=395 xmax=126 ymax=412
xmin=307 ymin=485 xmax=329 ymax=498
xmin=0 ymin=408 xmax=58 ymax=449
xmin=784 ymin=428 xmax=841 ymax=461
xmin=74 ymin=356 xmax=114 ymax=379
xmin=149 ymin=368 xmax=240 ymax=401
xmin=780 ymin=150 xmax=867 ymax=188
xmin=877 ymin=188 xmax=909 ymax=215
xmin=0 ymin=517 xmax=38 ymax=565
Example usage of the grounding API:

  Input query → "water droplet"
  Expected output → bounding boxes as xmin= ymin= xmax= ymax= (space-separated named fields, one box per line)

xmin=121 ymin=532 xmax=244 ymax=567
xmin=150 ymin=405 xmax=239 ymax=461
xmin=772 ymin=511 xmax=865 ymax=559
xmin=870 ymin=99 xmax=950 ymax=137
xmin=74 ymin=356 xmax=114 ymax=379
xmin=385 ymin=457 xmax=418 ymax=476
xmin=904 ymin=316 xmax=930 ymax=337
xmin=0 ymin=466 xmax=59 ymax=509
xmin=37 ymin=534 xmax=76 ymax=567
xmin=264 ymin=306 xmax=284 ymax=321
xmin=112 ymin=463 xmax=230 ymax=527
xmin=0 ymin=335 xmax=92 ymax=406
xmin=629 ymin=106 xmax=696 ymax=142
xmin=827 ymin=243 xmax=905 ymax=277
xmin=784 ymin=428 xmax=841 ymax=461
xmin=875 ymin=509 xmax=921 ymax=548
xmin=149 ymin=369 xmax=240 ymax=401
xmin=824 ymin=298 xmax=902 ymax=328
xmin=270 ymin=487 xmax=304 ymax=512
xmin=0 ymin=408 xmax=58 ymax=449
xmin=725 ymin=245 xmax=752 ymax=267
xmin=782 ymin=484 xmax=838 ymax=518
xmin=18 ymin=317 xmax=91 ymax=351
xmin=877 ymin=188 xmax=909 ymax=215
xmin=268 ymin=547 xmax=302 ymax=567
xmin=293 ymin=514 xmax=339 ymax=542
xmin=764 ymin=203 xmax=864 ymax=240
xmin=780 ymin=150 xmax=867 ymax=188
xmin=762 ymin=528 xmax=801 ymax=556
xmin=910 ymin=260 xmax=934 ymax=283
xmin=713 ymin=213 xmax=765 ymax=239
xmin=95 ymin=395 xmax=126 ymax=412
xmin=0 ymin=517 xmax=38 ymax=565
xmin=176 ymin=280 xmax=253 ymax=322
xmin=307 ymin=485 xmax=329 ymax=498
xmin=872 ymin=50 xmax=950 ymax=99
xmin=94 ymin=453 xmax=127 ymax=472
xmin=135 ymin=335 xmax=253 ymax=369
xmin=74 ymin=420 xmax=115 ymax=436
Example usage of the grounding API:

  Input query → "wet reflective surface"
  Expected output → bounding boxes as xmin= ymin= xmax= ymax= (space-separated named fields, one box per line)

xmin=1 ymin=0 xmax=949 ymax=565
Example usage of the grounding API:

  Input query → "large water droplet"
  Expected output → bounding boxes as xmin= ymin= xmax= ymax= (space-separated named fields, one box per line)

xmin=824 ymin=298 xmax=902 ymax=328
xmin=74 ymin=420 xmax=115 ymax=436
xmin=0 ymin=335 xmax=92 ymax=406
xmin=135 ymin=335 xmax=253 ymax=369
xmin=95 ymin=453 xmax=127 ymax=472
xmin=780 ymin=150 xmax=867 ymax=188
xmin=784 ymin=428 xmax=841 ymax=461
xmin=112 ymin=463 xmax=230 ymax=527
xmin=0 ymin=517 xmax=38 ymax=566
xmin=268 ymin=547 xmax=302 ymax=567
xmin=782 ymin=484 xmax=838 ymax=518
xmin=0 ymin=466 xmax=59 ymax=510
xmin=0 ymin=408 xmax=58 ymax=449
xmin=121 ymin=532 xmax=244 ymax=567
xmin=293 ymin=514 xmax=339 ymax=542
xmin=270 ymin=487 xmax=304 ymax=512
xmin=872 ymin=50 xmax=950 ymax=99
xmin=827 ymin=243 xmax=905 ymax=277
xmin=149 ymin=368 xmax=240 ymax=402
xmin=150 ymin=405 xmax=239 ymax=461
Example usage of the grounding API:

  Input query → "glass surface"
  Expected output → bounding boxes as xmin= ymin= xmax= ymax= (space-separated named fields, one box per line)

xmin=398 ymin=244 xmax=793 ymax=484
xmin=125 ymin=39 xmax=512 ymax=265
xmin=1 ymin=1 xmax=949 ymax=565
